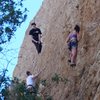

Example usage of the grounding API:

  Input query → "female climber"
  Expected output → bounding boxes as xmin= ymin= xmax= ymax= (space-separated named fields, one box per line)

xmin=66 ymin=25 xmax=80 ymax=67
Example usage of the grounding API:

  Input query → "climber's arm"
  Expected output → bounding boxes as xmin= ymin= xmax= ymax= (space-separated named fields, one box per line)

xmin=33 ymin=67 xmax=46 ymax=79
xmin=32 ymin=38 xmax=38 ymax=43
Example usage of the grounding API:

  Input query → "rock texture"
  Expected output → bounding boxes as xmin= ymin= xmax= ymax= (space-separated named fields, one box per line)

xmin=13 ymin=0 xmax=100 ymax=100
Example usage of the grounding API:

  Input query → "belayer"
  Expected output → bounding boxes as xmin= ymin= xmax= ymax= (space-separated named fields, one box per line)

xmin=66 ymin=25 xmax=80 ymax=67
xmin=26 ymin=67 xmax=46 ymax=94
xmin=29 ymin=22 xmax=42 ymax=54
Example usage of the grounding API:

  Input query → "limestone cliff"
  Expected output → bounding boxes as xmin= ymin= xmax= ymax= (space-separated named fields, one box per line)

xmin=13 ymin=0 xmax=100 ymax=100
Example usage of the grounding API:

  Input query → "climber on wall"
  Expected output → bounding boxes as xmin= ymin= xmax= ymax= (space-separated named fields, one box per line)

xmin=26 ymin=71 xmax=41 ymax=94
xmin=26 ymin=67 xmax=46 ymax=94
xmin=29 ymin=22 xmax=42 ymax=54
xmin=66 ymin=25 xmax=80 ymax=67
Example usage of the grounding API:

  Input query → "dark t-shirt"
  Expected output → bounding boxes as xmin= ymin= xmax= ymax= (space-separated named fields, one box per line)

xmin=29 ymin=28 xmax=42 ymax=41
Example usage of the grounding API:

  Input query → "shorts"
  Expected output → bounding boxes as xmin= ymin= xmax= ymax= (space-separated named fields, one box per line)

xmin=26 ymin=85 xmax=37 ymax=94
xmin=68 ymin=41 xmax=78 ymax=51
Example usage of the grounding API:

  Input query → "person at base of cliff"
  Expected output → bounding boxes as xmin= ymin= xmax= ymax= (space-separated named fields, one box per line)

xmin=26 ymin=71 xmax=41 ymax=94
xmin=26 ymin=67 xmax=46 ymax=94
xmin=66 ymin=25 xmax=80 ymax=67
xmin=29 ymin=22 xmax=42 ymax=54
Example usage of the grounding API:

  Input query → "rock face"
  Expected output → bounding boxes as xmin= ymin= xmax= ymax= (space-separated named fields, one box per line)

xmin=13 ymin=0 xmax=100 ymax=100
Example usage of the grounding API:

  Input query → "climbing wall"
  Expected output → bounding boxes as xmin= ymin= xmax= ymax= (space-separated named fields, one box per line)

xmin=13 ymin=0 xmax=100 ymax=100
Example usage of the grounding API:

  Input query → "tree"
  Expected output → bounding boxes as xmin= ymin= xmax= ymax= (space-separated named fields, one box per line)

xmin=0 ymin=0 xmax=27 ymax=44
xmin=0 ymin=76 xmax=43 ymax=100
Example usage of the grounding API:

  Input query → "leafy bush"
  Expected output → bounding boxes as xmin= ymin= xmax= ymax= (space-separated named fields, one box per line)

xmin=1 ymin=78 xmax=42 ymax=100
xmin=51 ymin=73 xmax=68 ymax=84
xmin=52 ymin=73 xmax=60 ymax=84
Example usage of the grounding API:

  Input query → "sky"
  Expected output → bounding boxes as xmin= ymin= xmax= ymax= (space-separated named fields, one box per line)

xmin=0 ymin=0 xmax=44 ymax=78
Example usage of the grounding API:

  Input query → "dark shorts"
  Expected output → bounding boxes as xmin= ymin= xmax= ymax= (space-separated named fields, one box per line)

xmin=26 ymin=85 xmax=37 ymax=94
xmin=68 ymin=41 xmax=78 ymax=51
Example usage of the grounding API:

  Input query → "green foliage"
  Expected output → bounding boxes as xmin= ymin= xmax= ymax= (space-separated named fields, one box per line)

xmin=0 ymin=69 xmax=11 ymax=99
xmin=46 ymin=95 xmax=52 ymax=100
xmin=35 ymin=96 xmax=42 ymax=100
xmin=1 ymin=78 xmax=43 ymax=100
xmin=51 ymin=73 xmax=68 ymax=84
xmin=0 ymin=0 xmax=27 ymax=44
xmin=1 ymin=88 xmax=9 ymax=98
xmin=52 ymin=73 xmax=60 ymax=84
xmin=0 ymin=72 xmax=68 ymax=99
xmin=12 ymin=81 xmax=26 ymax=100
xmin=0 ymin=69 xmax=10 ymax=88
xmin=40 ymin=79 xmax=47 ymax=86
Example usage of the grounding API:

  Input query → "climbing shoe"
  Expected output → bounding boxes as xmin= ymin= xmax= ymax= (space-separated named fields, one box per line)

xmin=70 ymin=63 xmax=76 ymax=67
